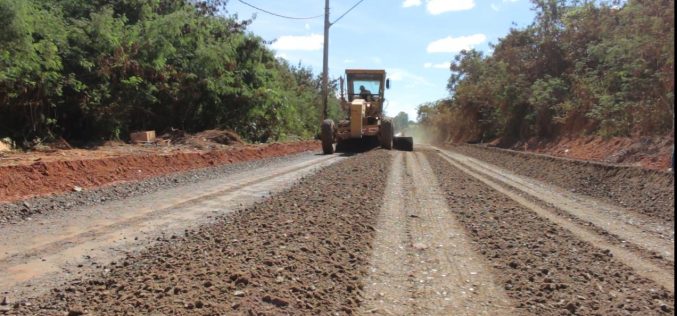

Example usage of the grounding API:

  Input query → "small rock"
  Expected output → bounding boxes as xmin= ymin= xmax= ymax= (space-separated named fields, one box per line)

xmin=564 ymin=302 xmax=577 ymax=314
xmin=1 ymin=296 xmax=9 ymax=305
xmin=67 ymin=309 xmax=84 ymax=316
xmin=262 ymin=295 xmax=289 ymax=307
xmin=233 ymin=290 xmax=245 ymax=297
xmin=660 ymin=304 xmax=671 ymax=313
xmin=73 ymin=186 xmax=83 ymax=192
xmin=413 ymin=242 xmax=428 ymax=250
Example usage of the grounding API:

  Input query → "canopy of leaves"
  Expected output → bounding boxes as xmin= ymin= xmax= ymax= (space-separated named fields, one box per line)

xmin=0 ymin=0 xmax=341 ymax=145
xmin=420 ymin=0 xmax=674 ymax=143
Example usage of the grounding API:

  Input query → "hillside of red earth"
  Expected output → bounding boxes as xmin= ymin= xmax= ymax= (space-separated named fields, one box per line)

xmin=0 ymin=132 xmax=319 ymax=203
xmin=496 ymin=135 xmax=674 ymax=171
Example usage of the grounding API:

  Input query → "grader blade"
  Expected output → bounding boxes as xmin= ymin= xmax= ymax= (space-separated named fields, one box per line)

xmin=393 ymin=136 xmax=414 ymax=151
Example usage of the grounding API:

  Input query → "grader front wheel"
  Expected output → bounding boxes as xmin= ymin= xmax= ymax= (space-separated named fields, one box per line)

xmin=380 ymin=119 xmax=393 ymax=149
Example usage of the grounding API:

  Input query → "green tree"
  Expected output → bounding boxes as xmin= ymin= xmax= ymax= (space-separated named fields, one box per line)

xmin=393 ymin=111 xmax=409 ymax=132
xmin=420 ymin=0 xmax=673 ymax=144
xmin=0 ymin=0 xmax=336 ymax=145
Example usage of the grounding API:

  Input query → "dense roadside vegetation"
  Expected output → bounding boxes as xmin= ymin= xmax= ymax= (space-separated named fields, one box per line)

xmin=0 ymin=0 xmax=341 ymax=146
xmin=418 ymin=0 xmax=674 ymax=145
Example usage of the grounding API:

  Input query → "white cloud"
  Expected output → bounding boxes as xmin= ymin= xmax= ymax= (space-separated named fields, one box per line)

xmin=426 ymin=33 xmax=486 ymax=53
xmin=426 ymin=0 xmax=475 ymax=15
xmin=371 ymin=57 xmax=383 ymax=64
xmin=402 ymin=0 xmax=422 ymax=7
xmin=387 ymin=68 xmax=432 ymax=88
xmin=423 ymin=62 xmax=451 ymax=69
xmin=387 ymin=68 xmax=411 ymax=81
xmin=492 ymin=0 xmax=518 ymax=11
xmin=304 ymin=23 xmax=310 ymax=30
xmin=270 ymin=34 xmax=323 ymax=51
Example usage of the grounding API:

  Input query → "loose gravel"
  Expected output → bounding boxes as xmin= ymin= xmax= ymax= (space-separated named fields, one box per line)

xmin=451 ymin=144 xmax=675 ymax=225
xmin=9 ymin=150 xmax=390 ymax=315
xmin=0 ymin=151 xmax=318 ymax=225
xmin=426 ymin=151 xmax=674 ymax=315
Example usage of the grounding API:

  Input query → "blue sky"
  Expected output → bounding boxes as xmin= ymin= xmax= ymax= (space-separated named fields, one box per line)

xmin=226 ymin=0 xmax=536 ymax=121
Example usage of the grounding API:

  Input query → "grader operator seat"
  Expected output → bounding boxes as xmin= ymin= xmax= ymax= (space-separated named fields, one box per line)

xmin=346 ymin=70 xmax=386 ymax=118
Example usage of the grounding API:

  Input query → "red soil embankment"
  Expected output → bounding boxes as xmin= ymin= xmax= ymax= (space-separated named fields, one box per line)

xmin=505 ymin=136 xmax=674 ymax=171
xmin=0 ymin=141 xmax=319 ymax=203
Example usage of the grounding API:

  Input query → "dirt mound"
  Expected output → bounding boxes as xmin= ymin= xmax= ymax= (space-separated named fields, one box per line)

xmin=196 ymin=129 xmax=244 ymax=145
xmin=0 ymin=141 xmax=319 ymax=203
xmin=158 ymin=129 xmax=244 ymax=149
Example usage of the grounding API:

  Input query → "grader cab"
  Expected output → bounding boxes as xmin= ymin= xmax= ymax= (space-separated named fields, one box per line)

xmin=321 ymin=69 xmax=413 ymax=154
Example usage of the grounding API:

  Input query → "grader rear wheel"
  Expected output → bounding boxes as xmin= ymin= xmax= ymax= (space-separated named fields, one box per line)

xmin=393 ymin=136 xmax=414 ymax=151
xmin=321 ymin=119 xmax=335 ymax=154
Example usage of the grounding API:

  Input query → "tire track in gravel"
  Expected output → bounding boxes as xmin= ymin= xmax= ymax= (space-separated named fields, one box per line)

xmin=8 ymin=150 xmax=390 ymax=315
xmin=435 ymin=147 xmax=674 ymax=293
xmin=451 ymin=145 xmax=674 ymax=226
xmin=439 ymin=147 xmax=674 ymax=263
xmin=360 ymin=150 xmax=515 ymax=315
xmin=359 ymin=151 xmax=411 ymax=314
xmin=425 ymin=149 xmax=674 ymax=315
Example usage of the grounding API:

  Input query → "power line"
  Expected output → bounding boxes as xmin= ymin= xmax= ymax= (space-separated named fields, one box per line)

xmin=237 ymin=0 xmax=323 ymax=20
xmin=331 ymin=0 xmax=366 ymax=25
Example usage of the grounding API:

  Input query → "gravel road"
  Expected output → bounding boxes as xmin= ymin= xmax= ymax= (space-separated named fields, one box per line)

xmin=2 ymin=145 xmax=673 ymax=315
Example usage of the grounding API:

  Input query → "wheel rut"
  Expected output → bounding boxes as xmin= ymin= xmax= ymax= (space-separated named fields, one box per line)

xmin=435 ymin=146 xmax=674 ymax=293
xmin=361 ymin=150 xmax=515 ymax=315
xmin=425 ymin=147 xmax=673 ymax=315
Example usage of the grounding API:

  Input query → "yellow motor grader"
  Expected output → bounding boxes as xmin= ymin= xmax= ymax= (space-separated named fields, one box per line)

xmin=321 ymin=69 xmax=413 ymax=154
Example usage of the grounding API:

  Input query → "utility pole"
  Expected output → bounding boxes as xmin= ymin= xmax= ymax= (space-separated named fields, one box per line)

xmin=321 ymin=0 xmax=330 ymax=120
